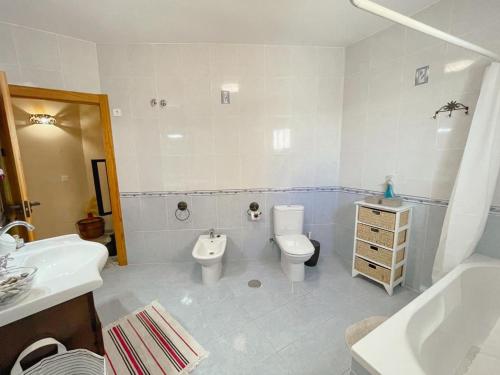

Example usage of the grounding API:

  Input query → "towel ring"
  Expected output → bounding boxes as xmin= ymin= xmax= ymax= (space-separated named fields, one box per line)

xmin=247 ymin=202 xmax=259 ymax=215
xmin=175 ymin=201 xmax=190 ymax=221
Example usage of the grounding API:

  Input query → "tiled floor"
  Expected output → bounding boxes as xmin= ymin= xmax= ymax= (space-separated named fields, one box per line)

xmin=94 ymin=255 xmax=418 ymax=374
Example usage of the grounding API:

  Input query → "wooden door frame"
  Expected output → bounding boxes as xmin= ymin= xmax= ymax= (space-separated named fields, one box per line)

xmin=9 ymin=85 xmax=128 ymax=265
xmin=0 ymin=73 xmax=34 ymax=240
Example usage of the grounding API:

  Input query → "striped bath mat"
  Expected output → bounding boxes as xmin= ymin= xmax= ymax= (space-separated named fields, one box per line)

xmin=103 ymin=301 xmax=208 ymax=374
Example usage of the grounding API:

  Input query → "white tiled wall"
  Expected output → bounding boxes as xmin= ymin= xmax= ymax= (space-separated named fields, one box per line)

xmin=121 ymin=190 xmax=338 ymax=266
xmin=339 ymin=0 xmax=500 ymax=291
xmin=0 ymin=22 xmax=100 ymax=93
xmin=97 ymin=43 xmax=345 ymax=193
xmin=121 ymin=186 xmax=481 ymax=291
xmin=340 ymin=0 xmax=500 ymax=203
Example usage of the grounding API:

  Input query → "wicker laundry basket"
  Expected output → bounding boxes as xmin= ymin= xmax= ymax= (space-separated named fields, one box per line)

xmin=11 ymin=338 xmax=105 ymax=375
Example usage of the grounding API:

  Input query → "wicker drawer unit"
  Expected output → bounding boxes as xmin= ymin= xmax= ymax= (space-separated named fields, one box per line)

xmin=352 ymin=201 xmax=413 ymax=296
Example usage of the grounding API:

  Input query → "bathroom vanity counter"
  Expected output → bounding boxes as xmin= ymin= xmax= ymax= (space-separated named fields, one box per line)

xmin=0 ymin=235 xmax=108 ymax=371
xmin=0 ymin=234 xmax=108 ymax=327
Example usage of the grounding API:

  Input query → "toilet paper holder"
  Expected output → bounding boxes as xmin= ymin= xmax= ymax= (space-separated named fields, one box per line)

xmin=247 ymin=202 xmax=262 ymax=221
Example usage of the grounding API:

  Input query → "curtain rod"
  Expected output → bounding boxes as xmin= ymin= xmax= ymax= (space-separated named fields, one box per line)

xmin=350 ymin=0 xmax=500 ymax=62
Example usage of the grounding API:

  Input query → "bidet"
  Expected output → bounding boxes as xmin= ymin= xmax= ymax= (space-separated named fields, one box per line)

xmin=192 ymin=233 xmax=227 ymax=285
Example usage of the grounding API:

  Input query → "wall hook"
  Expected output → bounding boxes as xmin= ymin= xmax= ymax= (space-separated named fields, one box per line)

xmin=150 ymin=98 xmax=158 ymax=107
xmin=433 ymin=100 xmax=469 ymax=119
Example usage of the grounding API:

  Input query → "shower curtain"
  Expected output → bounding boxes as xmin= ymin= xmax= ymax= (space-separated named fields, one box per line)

xmin=432 ymin=62 xmax=500 ymax=283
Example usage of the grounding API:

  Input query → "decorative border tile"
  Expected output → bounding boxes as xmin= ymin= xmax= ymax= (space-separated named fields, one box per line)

xmin=119 ymin=186 xmax=500 ymax=213
xmin=119 ymin=186 xmax=340 ymax=198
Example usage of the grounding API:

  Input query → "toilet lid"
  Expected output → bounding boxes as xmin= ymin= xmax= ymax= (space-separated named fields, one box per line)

xmin=276 ymin=234 xmax=314 ymax=256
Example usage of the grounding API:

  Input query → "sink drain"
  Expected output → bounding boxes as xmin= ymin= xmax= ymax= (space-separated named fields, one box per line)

xmin=248 ymin=279 xmax=262 ymax=288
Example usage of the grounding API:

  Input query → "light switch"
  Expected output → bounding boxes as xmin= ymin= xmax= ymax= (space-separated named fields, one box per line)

xmin=112 ymin=108 xmax=122 ymax=117
xmin=61 ymin=175 xmax=69 ymax=182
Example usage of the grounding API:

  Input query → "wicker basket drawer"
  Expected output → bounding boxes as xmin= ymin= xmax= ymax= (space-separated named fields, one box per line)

xmin=357 ymin=223 xmax=406 ymax=248
xmin=354 ymin=256 xmax=403 ymax=283
xmin=356 ymin=240 xmax=392 ymax=266
xmin=356 ymin=240 xmax=405 ymax=267
xmin=358 ymin=206 xmax=396 ymax=230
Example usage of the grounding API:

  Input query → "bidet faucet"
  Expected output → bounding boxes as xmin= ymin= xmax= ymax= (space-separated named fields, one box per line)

xmin=0 ymin=221 xmax=35 ymax=248
xmin=208 ymin=228 xmax=215 ymax=239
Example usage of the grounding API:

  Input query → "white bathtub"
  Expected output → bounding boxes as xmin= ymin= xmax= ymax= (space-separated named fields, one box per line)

xmin=352 ymin=254 xmax=500 ymax=375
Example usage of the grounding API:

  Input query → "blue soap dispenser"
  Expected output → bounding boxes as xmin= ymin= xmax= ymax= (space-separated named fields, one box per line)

xmin=384 ymin=175 xmax=395 ymax=198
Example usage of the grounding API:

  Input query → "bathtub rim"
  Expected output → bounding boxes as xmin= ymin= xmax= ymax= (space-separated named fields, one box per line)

xmin=351 ymin=254 xmax=500 ymax=375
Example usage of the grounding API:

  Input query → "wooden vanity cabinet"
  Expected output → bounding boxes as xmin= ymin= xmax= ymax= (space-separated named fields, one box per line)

xmin=0 ymin=292 xmax=104 ymax=373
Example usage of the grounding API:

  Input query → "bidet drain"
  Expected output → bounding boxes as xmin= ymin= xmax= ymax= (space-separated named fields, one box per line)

xmin=248 ymin=279 xmax=262 ymax=288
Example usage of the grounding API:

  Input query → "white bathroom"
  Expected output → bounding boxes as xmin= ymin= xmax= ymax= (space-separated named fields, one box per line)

xmin=0 ymin=0 xmax=499 ymax=374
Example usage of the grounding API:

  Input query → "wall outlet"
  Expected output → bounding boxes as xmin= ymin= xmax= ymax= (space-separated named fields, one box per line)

xmin=112 ymin=108 xmax=122 ymax=117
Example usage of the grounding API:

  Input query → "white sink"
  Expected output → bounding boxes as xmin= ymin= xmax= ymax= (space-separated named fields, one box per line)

xmin=0 ymin=234 xmax=108 ymax=327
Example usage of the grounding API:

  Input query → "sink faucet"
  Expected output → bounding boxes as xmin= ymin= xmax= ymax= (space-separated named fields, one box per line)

xmin=0 ymin=221 xmax=35 ymax=249
xmin=208 ymin=228 xmax=215 ymax=239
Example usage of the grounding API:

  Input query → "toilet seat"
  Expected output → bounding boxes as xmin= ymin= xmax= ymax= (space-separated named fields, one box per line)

xmin=276 ymin=234 xmax=314 ymax=257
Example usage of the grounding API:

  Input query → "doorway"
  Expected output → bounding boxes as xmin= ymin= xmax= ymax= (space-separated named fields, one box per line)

xmin=12 ymin=98 xmax=110 ymax=239
xmin=0 ymin=73 xmax=128 ymax=265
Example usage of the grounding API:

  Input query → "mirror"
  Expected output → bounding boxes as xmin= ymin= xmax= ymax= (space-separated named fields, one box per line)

xmin=92 ymin=159 xmax=112 ymax=216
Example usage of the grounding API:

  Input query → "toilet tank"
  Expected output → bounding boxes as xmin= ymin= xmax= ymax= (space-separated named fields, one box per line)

xmin=273 ymin=205 xmax=304 ymax=236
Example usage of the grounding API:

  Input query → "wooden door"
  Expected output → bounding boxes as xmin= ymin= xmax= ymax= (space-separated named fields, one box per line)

xmin=0 ymin=71 xmax=34 ymax=240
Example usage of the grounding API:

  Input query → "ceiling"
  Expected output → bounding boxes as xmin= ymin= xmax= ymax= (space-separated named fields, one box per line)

xmin=0 ymin=0 xmax=439 ymax=46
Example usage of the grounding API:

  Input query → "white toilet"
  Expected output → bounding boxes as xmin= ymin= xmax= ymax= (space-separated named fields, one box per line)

xmin=273 ymin=205 xmax=314 ymax=282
